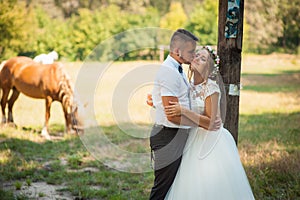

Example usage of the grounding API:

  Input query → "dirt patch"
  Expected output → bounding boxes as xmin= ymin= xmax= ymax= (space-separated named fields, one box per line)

xmin=2 ymin=167 xmax=100 ymax=199
xmin=2 ymin=181 xmax=73 ymax=200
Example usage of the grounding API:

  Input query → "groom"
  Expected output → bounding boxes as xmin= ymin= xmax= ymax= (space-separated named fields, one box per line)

xmin=149 ymin=29 xmax=220 ymax=199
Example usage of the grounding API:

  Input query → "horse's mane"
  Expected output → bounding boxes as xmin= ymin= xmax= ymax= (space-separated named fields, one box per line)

xmin=0 ymin=60 xmax=7 ymax=91
xmin=0 ymin=60 xmax=7 ymax=71
xmin=57 ymin=64 xmax=75 ymax=113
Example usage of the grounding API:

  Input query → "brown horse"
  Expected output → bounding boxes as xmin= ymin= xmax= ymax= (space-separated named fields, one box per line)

xmin=0 ymin=56 xmax=84 ymax=139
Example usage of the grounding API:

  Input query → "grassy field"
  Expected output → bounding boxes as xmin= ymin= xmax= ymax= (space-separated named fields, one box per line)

xmin=0 ymin=53 xmax=299 ymax=199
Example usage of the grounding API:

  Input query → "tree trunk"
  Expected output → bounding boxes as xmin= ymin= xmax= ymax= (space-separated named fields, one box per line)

xmin=217 ymin=0 xmax=244 ymax=144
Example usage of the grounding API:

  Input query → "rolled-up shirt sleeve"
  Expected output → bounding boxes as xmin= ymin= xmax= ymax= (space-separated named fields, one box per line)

xmin=158 ymin=67 xmax=181 ymax=97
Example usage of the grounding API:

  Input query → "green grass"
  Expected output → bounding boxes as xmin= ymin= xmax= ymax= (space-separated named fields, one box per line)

xmin=242 ymin=84 xmax=299 ymax=92
xmin=241 ymin=69 xmax=300 ymax=92
xmin=239 ymin=112 xmax=300 ymax=145
xmin=242 ymin=70 xmax=300 ymax=76
xmin=0 ymin=54 xmax=299 ymax=199
xmin=0 ymin=129 xmax=153 ymax=199
xmin=238 ymin=112 xmax=300 ymax=200
xmin=1 ymin=114 xmax=299 ymax=199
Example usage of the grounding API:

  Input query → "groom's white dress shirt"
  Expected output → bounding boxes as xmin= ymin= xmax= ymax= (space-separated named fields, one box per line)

xmin=152 ymin=55 xmax=190 ymax=129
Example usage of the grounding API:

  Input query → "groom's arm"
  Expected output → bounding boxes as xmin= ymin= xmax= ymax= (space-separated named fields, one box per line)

xmin=163 ymin=96 xmax=222 ymax=130
xmin=180 ymin=108 xmax=211 ymax=130
xmin=162 ymin=96 xmax=210 ymax=128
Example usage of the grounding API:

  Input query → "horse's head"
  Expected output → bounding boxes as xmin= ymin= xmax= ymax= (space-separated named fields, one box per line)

xmin=58 ymin=67 xmax=85 ymax=135
xmin=68 ymin=99 xmax=85 ymax=135
xmin=62 ymin=91 xmax=85 ymax=135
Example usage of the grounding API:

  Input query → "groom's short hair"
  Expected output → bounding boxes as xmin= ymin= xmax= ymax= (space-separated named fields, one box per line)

xmin=170 ymin=29 xmax=199 ymax=51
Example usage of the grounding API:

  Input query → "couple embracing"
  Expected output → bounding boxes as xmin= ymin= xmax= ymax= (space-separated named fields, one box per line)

xmin=148 ymin=29 xmax=255 ymax=200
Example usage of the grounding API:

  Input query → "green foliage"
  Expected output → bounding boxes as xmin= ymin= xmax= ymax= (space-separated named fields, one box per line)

xmin=244 ymin=0 xmax=283 ymax=53
xmin=244 ymin=0 xmax=300 ymax=54
xmin=68 ymin=8 xmax=101 ymax=60
xmin=25 ymin=178 xmax=31 ymax=186
xmin=277 ymin=0 xmax=300 ymax=53
xmin=34 ymin=6 xmax=70 ymax=59
xmin=68 ymin=5 xmax=129 ymax=60
xmin=185 ymin=0 xmax=218 ymax=45
xmin=0 ymin=0 xmax=299 ymax=61
xmin=0 ymin=1 xmax=38 ymax=59
xmin=14 ymin=181 xmax=22 ymax=190
xmin=160 ymin=2 xmax=188 ymax=31
xmin=150 ymin=0 xmax=172 ymax=16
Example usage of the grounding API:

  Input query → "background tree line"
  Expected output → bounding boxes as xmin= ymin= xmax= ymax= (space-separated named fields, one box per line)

xmin=0 ymin=0 xmax=299 ymax=61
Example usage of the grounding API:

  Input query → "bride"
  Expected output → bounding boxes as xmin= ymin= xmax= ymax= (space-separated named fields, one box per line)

xmin=164 ymin=46 xmax=255 ymax=199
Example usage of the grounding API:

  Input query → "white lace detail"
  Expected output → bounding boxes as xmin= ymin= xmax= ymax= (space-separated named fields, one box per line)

xmin=204 ymin=79 xmax=220 ymax=99
xmin=189 ymin=79 xmax=222 ymax=160
xmin=190 ymin=82 xmax=205 ymax=115
xmin=190 ymin=79 xmax=220 ymax=114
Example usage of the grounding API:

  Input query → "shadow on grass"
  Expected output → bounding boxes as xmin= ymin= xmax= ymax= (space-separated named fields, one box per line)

xmin=242 ymin=85 xmax=299 ymax=93
xmin=0 ymin=123 xmax=153 ymax=199
xmin=0 ymin=134 xmax=86 ymax=180
xmin=242 ymin=69 xmax=300 ymax=77
xmin=239 ymin=112 xmax=300 ymax=145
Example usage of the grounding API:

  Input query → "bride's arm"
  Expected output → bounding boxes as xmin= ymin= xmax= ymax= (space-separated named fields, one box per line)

xmin=164 ymin=92 xmax=220 ymax=130
xmin=204 ymin=93 xmax=219 ymax=130
xmin=180 ymin=106 xmax=211 ymax=130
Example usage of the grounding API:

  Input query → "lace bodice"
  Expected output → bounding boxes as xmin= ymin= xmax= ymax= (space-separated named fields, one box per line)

xmin=190 ymin=79 xmax=220 ymax=115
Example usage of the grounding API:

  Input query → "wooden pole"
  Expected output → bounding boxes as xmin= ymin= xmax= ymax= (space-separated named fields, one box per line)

xmin=217 ymin=0 xmax=244 ymax=144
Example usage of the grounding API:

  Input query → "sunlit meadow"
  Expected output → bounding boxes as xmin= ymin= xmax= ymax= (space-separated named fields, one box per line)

xmin=0 ymin=54 xmax=299 ymax=199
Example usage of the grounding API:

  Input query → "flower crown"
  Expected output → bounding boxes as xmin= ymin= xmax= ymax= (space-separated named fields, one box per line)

xmin=203 ymin=45 xmax=220 ymax=78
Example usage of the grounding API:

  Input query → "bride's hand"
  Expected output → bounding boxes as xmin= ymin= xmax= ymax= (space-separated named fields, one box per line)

xmin=146 ymin=93 xmax=153 ymax=107
xmin=164 ymin=101 xmax=182 ymax=117
xmin=208 ymin=115 xmax=222 ymax=131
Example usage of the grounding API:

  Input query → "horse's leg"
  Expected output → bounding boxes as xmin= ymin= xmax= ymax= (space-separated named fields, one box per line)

xmin=64 ymin=108 xmax=70 ymax=133
xmin=41 ymin=96 xmax=52 ymax=140
xmin=7 ymin=88 xmax=20 ymax=124
xmin=1 ymin=88 xmax=10 ymax=124
xmin=63 ymin=105 xmax=73 ymax=134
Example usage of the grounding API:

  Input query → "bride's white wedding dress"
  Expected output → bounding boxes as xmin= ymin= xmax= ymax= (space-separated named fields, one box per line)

xmin=165 ymin=79 xmax=255 ymax=200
